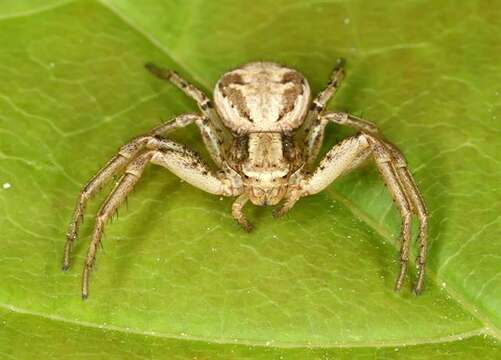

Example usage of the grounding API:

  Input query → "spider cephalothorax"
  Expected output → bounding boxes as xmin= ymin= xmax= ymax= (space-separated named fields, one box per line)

xmin=63 ymin=60 xmax=428 ymax=299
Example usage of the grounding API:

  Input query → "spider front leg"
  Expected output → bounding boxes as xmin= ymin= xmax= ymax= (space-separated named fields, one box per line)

xmin=145 ymin=63 xmax=232 ymax=166
xmin=301 ymin=133 xmax=427 ymax=294
xmin=81 ymin=141 xmax=237 ymax=299
xmin=63 ymin=114 xmax=202 ymax=270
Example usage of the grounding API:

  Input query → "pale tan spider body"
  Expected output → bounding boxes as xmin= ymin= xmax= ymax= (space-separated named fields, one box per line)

xmin=63 ymin=60 xmax=428 ymax=299
xmin=216 ymin=63 xmax=307 ymax=207
xmin=235 ymin=132 xmax=302 ymax=207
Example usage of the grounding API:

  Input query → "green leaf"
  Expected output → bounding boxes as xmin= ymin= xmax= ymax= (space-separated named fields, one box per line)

xmin=0 ymin=0 xmax=499 ymax=358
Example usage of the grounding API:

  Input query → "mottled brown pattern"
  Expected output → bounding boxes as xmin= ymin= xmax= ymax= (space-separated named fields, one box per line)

xmin=222 ymin=86 xmax=253 ymax=122
xmin=218 ymin=72 xmax=245 ymax=90
xmin=278 ymin=71 xmax=305 ymax=121
xmin=281 ymin=71 xmax=303 ymax=85
xmin=280 ymin=86 xmax=303 ymax=116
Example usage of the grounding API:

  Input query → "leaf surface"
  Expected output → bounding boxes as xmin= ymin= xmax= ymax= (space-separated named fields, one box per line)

xmin=0 ymin=0 xmax=500 ymax=358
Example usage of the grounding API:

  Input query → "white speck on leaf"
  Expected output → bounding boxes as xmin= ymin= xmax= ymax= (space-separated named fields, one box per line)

xmin=2 ymin=182 xmax=11 ymax=189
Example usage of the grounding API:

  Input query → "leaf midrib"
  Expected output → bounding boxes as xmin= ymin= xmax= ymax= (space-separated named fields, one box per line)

xmin=0 ymin=302 xmax=491 ymax=348
xmin=0 ymin=0 xmax=76 ymax=21
xmin=98 ymin=0 xmax=211 ymax=90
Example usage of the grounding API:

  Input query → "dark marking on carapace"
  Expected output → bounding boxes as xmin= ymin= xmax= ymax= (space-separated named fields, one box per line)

xmin=221 ymin=86 xmax=253 ymax=122
xmin=277 ymin=71 xmax=305 ymax=122
xmin=219 ymin=73 xmax=245 ymax=92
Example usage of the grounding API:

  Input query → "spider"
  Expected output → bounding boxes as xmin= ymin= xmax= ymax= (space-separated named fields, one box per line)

xmin=63 ymin=59 xmax=428 ymax=299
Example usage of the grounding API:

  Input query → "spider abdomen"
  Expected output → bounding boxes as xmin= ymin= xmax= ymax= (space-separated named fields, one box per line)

xmin=214 ymin=62 xmax=311 ymax=133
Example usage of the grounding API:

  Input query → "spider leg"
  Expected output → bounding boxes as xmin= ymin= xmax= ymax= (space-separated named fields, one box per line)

xmin=231 ymin=194 xmax=253 ymax=232
xmin=81 ymin=152 xmax=154 ymax=299
xmin=191 ymin=116 xmax=229 ymax=167
xmin=302 ymin=135 xmax=371 ymax=193
xmin=384 ymin=143 xmax=428 ymax=294
xmin=311 ymin=111 xmax=380 ymax=176
xmin=310 ymin=111 xmax=427 ymax=292
xmin=321 ymin=112 xmax=427 ymax=281
xmin=324 ymin=110 xmax=428 ymax=293
xmin=82 ymin=145 xmax=234 ymax=299
xmin=272 ymin=188 xmax=302 ymax=218
xmin=145 ymin=62 xmax=232 ymax=166
xmin=300 ymin=59 xmax=345 ymax=165
xmin=311 ymin=59 xmax=345 ymax=113
xmin=153 ymin=112 xmax=229 ymax=167
xmin=367 ymin=138 xmax=413 ymax=292
xmin=64 ymin=114 xmax=202 ymax=270
xmin=301 ymin=116 xmax=329 ymax=167
xmin=302 ymin=112 xmax=379 ymax=168
xmin=302 ymin=133 xmax=424 ymax=292
xmin=145 ymin=63 xmax=213 ymax=114
xmin=321 ymin=112 xmax=379 ymax=134
xmin=149 ymin=113 xmax=201 ymax=135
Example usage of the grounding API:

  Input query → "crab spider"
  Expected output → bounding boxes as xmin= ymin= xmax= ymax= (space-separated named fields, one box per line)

xmin=63 ymin=60 xmax=428 ymax=298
